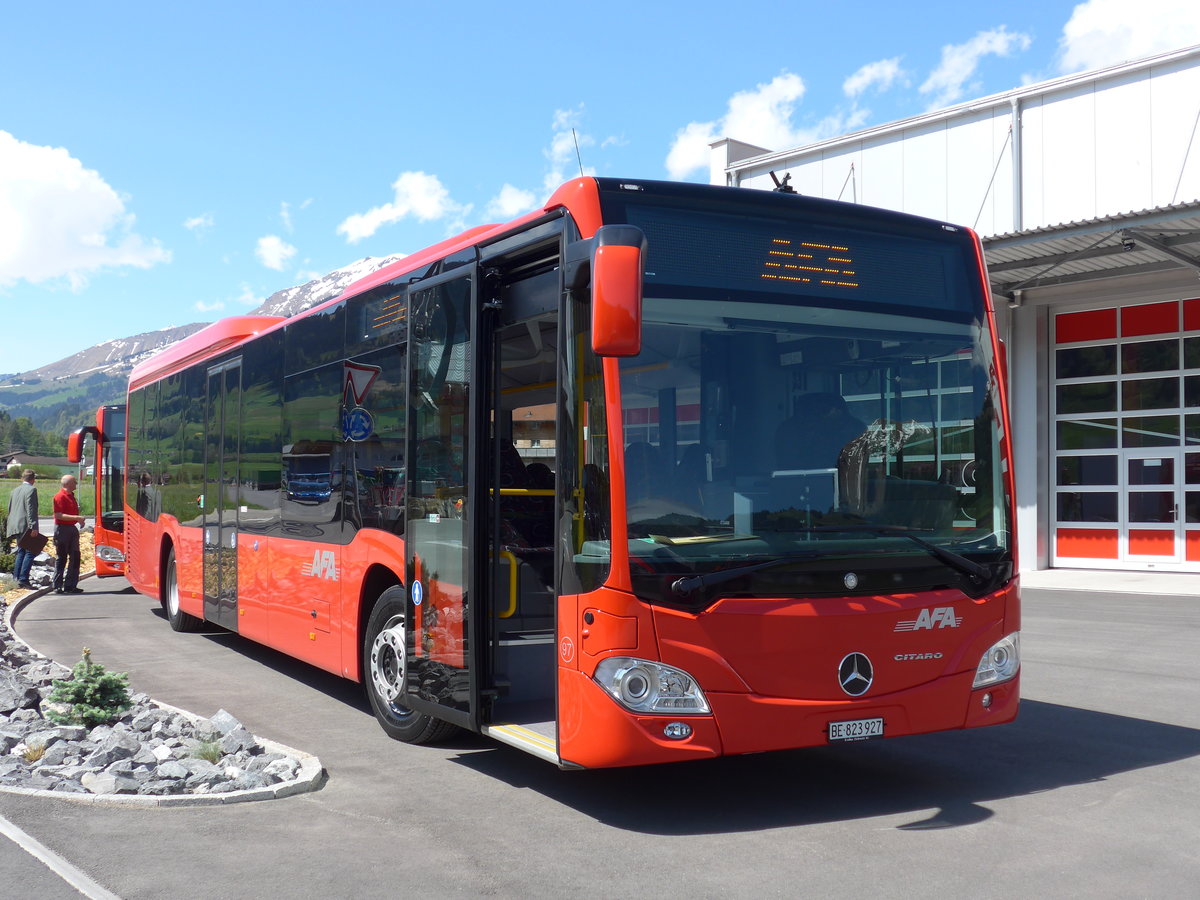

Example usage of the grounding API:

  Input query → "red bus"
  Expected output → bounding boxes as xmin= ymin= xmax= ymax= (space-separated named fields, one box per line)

xmin=67 ymin=404 xmax=127 ymax=577
xmin=122 ymin=178 xmax=1019 ymax=768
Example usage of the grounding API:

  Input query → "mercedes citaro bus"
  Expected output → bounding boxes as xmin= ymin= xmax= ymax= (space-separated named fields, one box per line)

xmin=121 ymin=178 xmax=1019 ymax=768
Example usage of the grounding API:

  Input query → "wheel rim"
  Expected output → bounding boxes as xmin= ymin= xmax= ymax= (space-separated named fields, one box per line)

xmin=166 ymin=559 xmax=180 ymax=617
xmin=370 ymin=614 xmax=410 ymax=714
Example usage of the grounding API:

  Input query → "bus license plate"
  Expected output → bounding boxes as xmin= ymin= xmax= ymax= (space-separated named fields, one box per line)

xmin=828 ymin=717 xmax=884 ymax=742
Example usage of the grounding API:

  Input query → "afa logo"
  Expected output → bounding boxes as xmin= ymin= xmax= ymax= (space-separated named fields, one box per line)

xmin=894 ymin=606 xmax=962 ymax=632
xmin=303 ymin=549 xmax=340 ymax=581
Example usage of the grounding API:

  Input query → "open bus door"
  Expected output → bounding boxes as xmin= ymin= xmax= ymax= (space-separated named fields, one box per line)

xmin=403 ymin=267 xmax=483 ymax=733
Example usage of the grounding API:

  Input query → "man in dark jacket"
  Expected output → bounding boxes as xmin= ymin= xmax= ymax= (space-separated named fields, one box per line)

xmin=5 ymin=469 xmax=39 ymax=589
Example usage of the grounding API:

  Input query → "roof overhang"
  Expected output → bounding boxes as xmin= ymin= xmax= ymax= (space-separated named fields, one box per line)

xmin=983 ymin=202 xmax=1200 ymax=301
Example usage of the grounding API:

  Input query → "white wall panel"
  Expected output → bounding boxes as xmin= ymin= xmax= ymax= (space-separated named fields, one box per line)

xmin=1094 ymin=71 xmax=1153 ymax=215
xmin=945 ymin=109 xmax=1014 ymax=233
xmin=722 ymin=50 xmax=1200 ymax=223
xmin=1020 ymin=97 xmax=1046 ymax=229
xmin=859 ymin=136 xmax=905 ymax=210
xmin=789 ymin=157 xmax=826 ymax=198
xmin=901 ymin=123 xmax=949 ymax=221
xmin=820 ymin=147 xmax=862 ymax=203
xmin=1040 ymin=83 xmax=1098 ymax=225
xmin=1150 ymin=59 xmax=1200 ymax=205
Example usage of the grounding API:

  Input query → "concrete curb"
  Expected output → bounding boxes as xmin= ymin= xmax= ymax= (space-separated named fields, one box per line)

xmin=2 ymin=577 xmax=327 ymax=807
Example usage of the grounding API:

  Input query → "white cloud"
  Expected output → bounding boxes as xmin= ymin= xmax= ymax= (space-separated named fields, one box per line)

xmin=668 ymin=73 xmax=869 ymax=180
xmin=183 ymin=213 xmax=214 ymax=233
xmin=255 ymin=235 xmax=297 ymax=271
xmin=920 ymin=27 xmax=1032 ymax=110
xmin=0 ymin=130 xmax=170 ymax=290
xmin=1057 ymin=0 xmax=1200 ymax=73
xmin=487 ymin=184 xmax=539 ymax=220
xmin=195 ymin=300 xmax=225 ymax=313
xmin=336 ymin=171 xmax=466 ymax=243
xmin=844 ymin=57 xmax=905 ymax=98
xmin=280 ymin=202 xmax=294 ymax=233
xmin=478 ymin=108 xmax=611 ymax=221
xmin=543 ymin=105 xmax=595 ymax=193
xmin=234 ymin=284 xmax=261 ymax=306
xmin=666 ymin=73 xmax=808 ymax=180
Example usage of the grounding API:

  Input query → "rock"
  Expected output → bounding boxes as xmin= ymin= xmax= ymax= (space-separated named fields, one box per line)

xmin=81 ymin=771 xmax=140 ymax=795
xmin=219 ymin=726 xmax=256 ymax=755
xmin=38 ymin=742 xmax=71 ymax=767
xmin=155 ymin=760 xmax=190 ymax=781
xmin=263 ymin=757 xmax=300 ymax=781
xmin=0 ymin=670 xmax=40 ymax=714
xmin=84 ymin=731 xmax=141 ymax=768
xmin=1 ymin=614 xmax=307 ymax=799
xmin=209 ymin=709 xmax=244 ymax=736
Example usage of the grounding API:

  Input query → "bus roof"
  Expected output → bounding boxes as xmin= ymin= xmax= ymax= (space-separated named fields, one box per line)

xmin=129 ymin=176 xmax=971 ymax=395
xmin=128 ymin=315 xmax=286 ymax=390
xmin=330 ymin=178 xmax=605 ymax=307
xmin=125 ymin=179 xmax=605 ymax=393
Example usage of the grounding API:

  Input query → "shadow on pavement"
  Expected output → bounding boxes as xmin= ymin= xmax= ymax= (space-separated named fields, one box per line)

xmin=449 ymin=699 xmax=1200 ymax=834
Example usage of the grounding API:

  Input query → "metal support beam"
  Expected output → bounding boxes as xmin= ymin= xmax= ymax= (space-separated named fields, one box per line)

xmin=1123 ymin=229 xmax=1200 ymax=275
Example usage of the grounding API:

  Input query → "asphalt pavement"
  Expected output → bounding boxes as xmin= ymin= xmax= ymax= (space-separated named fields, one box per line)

xmin=3 ymin=573 xmax=1200 ymax=899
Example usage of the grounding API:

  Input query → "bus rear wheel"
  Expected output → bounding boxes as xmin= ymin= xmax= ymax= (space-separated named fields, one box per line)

xmin=363 ymin=587 xmax=458 ymax=744
xmin=162 ymin=547 xmax=203 ymax=632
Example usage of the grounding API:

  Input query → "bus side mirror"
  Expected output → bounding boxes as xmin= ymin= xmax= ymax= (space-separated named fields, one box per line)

xmin=67 ymin=428 xmax=87 ymax=464
xmin=591 ymin=225 xmax=646 ymax=358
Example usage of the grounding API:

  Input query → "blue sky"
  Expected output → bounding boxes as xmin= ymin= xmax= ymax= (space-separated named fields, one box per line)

xmin=2 ymin=0 xmax=1198 ymax=375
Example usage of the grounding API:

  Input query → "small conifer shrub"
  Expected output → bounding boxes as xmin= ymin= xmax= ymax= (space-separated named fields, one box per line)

xmin=46 ymin=647 xmax=132 ymax=727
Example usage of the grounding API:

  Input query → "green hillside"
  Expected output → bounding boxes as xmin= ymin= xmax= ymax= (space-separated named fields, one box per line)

xmin=0 ymin=371 xmax=126 ymax=447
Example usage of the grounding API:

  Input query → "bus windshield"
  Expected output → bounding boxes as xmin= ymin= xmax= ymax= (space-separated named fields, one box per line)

xmin=608 ymin=203 xmax=1010 ymax=605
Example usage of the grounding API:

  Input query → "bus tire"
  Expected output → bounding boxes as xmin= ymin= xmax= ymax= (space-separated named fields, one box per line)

xmin=363 ymin=587 xmax=459 ymax=744
xmin=162 ymin=547 xmax=203 ymax=632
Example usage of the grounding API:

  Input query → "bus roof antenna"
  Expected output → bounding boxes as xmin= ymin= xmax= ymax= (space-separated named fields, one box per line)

xmin=572 ymin=129 xmax=585 ymax=177
xmin=769 ymin=171 xmax=796 ymax=194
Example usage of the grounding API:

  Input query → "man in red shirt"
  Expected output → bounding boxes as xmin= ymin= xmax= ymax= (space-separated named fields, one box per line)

xmin=53 ymin=474 xmax=86 ymax=594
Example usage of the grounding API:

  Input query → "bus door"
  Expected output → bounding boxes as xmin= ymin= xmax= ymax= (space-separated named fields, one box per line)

xmin=203 ymin=359 xmax=242 ymax=630
xmin=404 ymin=269 xmax=482 ymax=731
xmin=480 ymin=313 xmax=560 ymax=756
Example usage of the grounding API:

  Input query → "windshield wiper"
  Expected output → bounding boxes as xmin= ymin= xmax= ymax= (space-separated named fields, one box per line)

xmin=671 ymin=552 xmax=824 ymax=598
xmin=668 ymin=526 xmax=989 ymax=598
xmin=800 ymin=525 xmax=989 ymax=581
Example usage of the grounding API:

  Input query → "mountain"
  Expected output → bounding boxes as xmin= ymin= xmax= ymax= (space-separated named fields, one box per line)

xmin=248 ymin=255 xmax=403 ymax=318
xmin=0 ymin=255 xmax=404 ymax=437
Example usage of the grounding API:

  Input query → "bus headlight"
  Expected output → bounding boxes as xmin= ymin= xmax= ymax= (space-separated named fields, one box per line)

xmin=593 ymin=657 xmax=710 ymax=715
xmin=95 ymin=545 xmax=125 ymax=562
xmin=973 ymin=632 xmax=1020 ymax=688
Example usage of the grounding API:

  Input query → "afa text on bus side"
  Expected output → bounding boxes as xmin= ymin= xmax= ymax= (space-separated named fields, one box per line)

xmin=119 ymin=177 xmax=1020 ymax=769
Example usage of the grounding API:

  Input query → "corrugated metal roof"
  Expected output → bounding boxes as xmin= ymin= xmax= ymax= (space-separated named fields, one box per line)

xmin=982 ymin=202 xmax=1200 ymax=299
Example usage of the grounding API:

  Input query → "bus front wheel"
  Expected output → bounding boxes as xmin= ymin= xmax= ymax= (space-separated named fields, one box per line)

xmin=363 ymin=587 xmax=458 ymax=744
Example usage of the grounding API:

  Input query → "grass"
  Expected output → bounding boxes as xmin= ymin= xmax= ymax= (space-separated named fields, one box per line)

xmin=0 ymin=477 xmax=96 ymax=518
xmin=192 ymin=741 xmax=223 ymax=764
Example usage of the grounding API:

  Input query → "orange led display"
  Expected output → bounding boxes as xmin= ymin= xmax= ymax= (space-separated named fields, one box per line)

xmin=761 ymin=238 xmax=859 ymax=288
xmin=371 ymin=292 xmax=407 ymax=331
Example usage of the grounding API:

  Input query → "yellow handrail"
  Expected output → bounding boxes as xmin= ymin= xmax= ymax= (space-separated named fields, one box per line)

xmin=498 ymin=550 xmax=519 ymax=618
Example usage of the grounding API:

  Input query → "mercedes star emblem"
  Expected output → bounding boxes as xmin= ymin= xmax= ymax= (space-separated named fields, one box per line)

xmin=838 ymin=652 xmax=874 ymax=697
